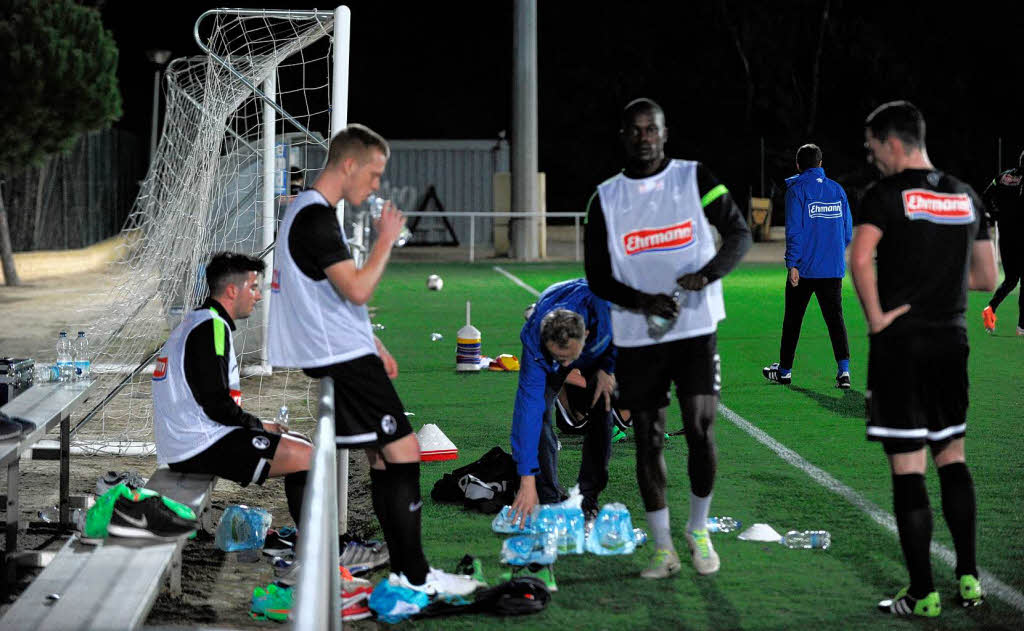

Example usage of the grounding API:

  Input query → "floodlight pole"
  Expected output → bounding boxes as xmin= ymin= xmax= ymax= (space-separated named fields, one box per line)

xmin=511 ymin=0 xmax=539 ymax=260
xmin=147 ymin=49 xmax=172 ymax=166
xmin=331 ymin=5 xmax=352 ymax=535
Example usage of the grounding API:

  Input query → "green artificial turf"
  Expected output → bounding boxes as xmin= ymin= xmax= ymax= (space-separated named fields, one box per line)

xmin=360 ymin=261 xmax=1024 ymax=630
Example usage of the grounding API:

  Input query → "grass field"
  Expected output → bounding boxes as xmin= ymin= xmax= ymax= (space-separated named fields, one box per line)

xmin=363 ymin=261 xmax=1023 ymax=630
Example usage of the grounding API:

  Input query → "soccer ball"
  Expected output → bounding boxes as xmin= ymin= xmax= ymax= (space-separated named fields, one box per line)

xmin=427 ymin=274 xmax=443 ymax=291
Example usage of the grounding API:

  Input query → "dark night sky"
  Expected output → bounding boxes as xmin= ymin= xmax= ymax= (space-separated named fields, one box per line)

xmin=100 ymin=1 xmax=1024 ymax=214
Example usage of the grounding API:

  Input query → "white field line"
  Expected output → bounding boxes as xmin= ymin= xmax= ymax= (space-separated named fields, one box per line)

xmin=492 ymin=266 xmax=541 ymax=297
xmin=493 ymin=265 xmax=1024 ymax=613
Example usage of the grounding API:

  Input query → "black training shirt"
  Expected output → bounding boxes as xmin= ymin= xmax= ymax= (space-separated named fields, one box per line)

xmin=182 ymin=298 xmax=263 ymax=430
xmin=858 ymin=169 xmax=989 ymax=333
xmin=288 ymin=193 xmax=352 ymax=280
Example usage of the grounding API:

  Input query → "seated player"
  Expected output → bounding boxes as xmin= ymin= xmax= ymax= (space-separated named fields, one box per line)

xmin=152 ymin=252 xmax=312 ymax=531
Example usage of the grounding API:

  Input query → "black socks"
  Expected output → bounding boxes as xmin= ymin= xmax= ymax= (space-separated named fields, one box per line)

xmin=938 ymin=462 xmax=978 ymax=579
xmin=892 ymin=473 xmax=934 ymax=598
xmin=284 ymin=471 xmax=307 ymax=525
xmin=370 ymin=463 xmax=429 ymax=585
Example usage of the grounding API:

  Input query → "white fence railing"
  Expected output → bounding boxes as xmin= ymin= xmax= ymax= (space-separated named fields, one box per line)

xmin=293 ymin=377 xmax=342 ymax=631
xmin=351 ymin=211 xmax=587 ymax=263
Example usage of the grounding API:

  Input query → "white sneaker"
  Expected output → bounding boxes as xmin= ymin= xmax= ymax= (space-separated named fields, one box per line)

xmin=392 ymin=568 xmax=483 ymax=597
xmin=684 ymin=529 xmax=720 ymax=575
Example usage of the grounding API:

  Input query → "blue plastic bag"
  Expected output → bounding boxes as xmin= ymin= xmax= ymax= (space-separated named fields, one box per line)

xmin=215 ymin=505 xmax=272 ymax=551
xmin=368 ymin=579 xmax=430 ymax=623
xmin=585 ymin=503 xmax=636 ymax=556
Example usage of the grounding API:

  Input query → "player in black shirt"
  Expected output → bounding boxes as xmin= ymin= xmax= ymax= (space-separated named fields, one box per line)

xmin=980 ymin=150 xmax=1024 ymax=334
xmin=851 ymin=101 xmax=997 ymax=619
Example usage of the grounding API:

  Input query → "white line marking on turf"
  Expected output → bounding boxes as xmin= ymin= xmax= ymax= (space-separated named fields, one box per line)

xmin=718 ymin=404 xmax=1024 ymax=612
xmin=491 ymin=265 xmax=1024 ymax=613
xmin=492 ymin=266 xmax=540 ymax=297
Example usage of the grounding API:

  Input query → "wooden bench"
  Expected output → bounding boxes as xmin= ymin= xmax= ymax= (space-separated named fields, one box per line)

xmin=0 ymin=470 xmax=217 ymax=631
xmin=1 ymin=380 xmax=97 ymax=580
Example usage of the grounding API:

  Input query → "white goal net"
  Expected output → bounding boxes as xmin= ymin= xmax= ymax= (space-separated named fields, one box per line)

xmin=77 ymin=8 xmax=348 ymax=454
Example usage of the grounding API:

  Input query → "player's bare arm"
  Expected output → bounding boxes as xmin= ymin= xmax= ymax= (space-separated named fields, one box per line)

xmin=968 ymin=240 xmax=998 ymax=291
xmin=323 ymin=203 xmax=406 ymax=305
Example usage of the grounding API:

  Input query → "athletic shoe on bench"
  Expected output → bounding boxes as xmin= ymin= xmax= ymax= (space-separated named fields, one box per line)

xmin=762 ymin=362 xmax=791 ymax=385
xmin=106 ymin=494 xmax=197 ymax=540
xmin=391 ymin=568 xmax=484 ymax=597
xmin=95 ymin=470 xmax=147 ymax=496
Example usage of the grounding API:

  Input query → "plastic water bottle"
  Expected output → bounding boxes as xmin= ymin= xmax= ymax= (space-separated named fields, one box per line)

xmin=215 ymin=505 xmax=273 ymax=551
xmin=707 ymin=516 xmax=741 ymax=533
xmin=780 ymin=530 xmax=831 ymax=550
xmin=585 ymin=503 xmax=637 ymax=556
xmin=430 ymin=332 xmax=443 ymax=342
xmin=276 ymin=405 xmax=289 ymax=431
xmin=633 ymin=528 xmax=648 ymax=547
xmin=56 ymin=331 xmax=73 ymax=383
xmin=500 ymin=532 xmax=557 ymax=566
xmin=537 ymin=505 xmax=584 ymax=555
xmin=73 ymin=331 xmax=90 ymax=382
xmin=492 ymin=505 xmax=537 ymax=534
xmin=646 ymin=289 xmax=681 ymax=338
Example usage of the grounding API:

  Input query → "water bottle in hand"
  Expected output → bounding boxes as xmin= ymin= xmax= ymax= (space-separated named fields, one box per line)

xmin=780 ymin=530 xmax=831 ymax=549
xmin=646 ymin=289 xmax=681 ymax=338
xmin=492 ymin=505 xmax=536 ymax=534
xmin=276 ymin=405 xmax=289 ymax=432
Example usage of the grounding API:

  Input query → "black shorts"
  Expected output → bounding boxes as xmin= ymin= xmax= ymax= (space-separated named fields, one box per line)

xmin=304 ymin=353 xmax=413 ymax=448
xmin=169 ymin=428 xmax=281 ymax=487
xmin=616 ymin=333 xmax=721 ymax=410
xmin=866 ymin=327 xmax=969 ymax=454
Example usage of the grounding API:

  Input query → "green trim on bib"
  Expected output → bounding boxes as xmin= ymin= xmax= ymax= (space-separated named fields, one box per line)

xmin=210 ymin=308 xmax=226 ymax=357
xmin=701 ymin=184 xmax=728 ymax=208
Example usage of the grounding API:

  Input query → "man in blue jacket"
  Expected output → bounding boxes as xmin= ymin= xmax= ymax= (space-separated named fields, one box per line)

xmin=763 ymin=144 xmax=853 ymax=388
xmin=508 ymin=278 xmax=616 ymax=531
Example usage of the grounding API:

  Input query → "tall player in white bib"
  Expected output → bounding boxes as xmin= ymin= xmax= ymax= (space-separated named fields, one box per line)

xmin=268 ymin=125 xmax=479 ymax=598
xmin=585 ymin=99 xmax=751 ymax=578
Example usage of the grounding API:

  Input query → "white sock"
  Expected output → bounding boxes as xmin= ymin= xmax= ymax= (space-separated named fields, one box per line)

xmin=687 ymin=491 xmax=712 ymax=532
xmin=646 ymin=508 xmax=672 ymax=550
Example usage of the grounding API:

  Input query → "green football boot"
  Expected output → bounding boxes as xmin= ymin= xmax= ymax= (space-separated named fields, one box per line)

xmin=957 ymin=574 xmax=984 ymax=608
xmin=877 ymin=587 xmax=941 ymax=617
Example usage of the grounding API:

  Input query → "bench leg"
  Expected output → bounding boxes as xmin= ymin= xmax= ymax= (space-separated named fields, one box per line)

xmin=5 ymin=459 xmax=19 ymax=584
xmin=169 ymin=546 xmax=182 ymax=596
xmin=59 ymin=415 xmax=70 ymax=526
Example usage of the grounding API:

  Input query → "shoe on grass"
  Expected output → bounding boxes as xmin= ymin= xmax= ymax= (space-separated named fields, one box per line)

xmin=392 ymin=567 xmax=483 ymax=597
xmin=762 ymin=363 xmax=791 ymax=385
xmin=684 ymin=529 xmax=720 ymax=575
xmin=982 ymin=306 xmax=996 ymax=333
xmin=877 ymin=587 xmax=941 ymax=617
xmin=957 ymin=574 xmax=984 ymax=608
xmin=835 ymin=371 xmax=851 ymax=389
xmin=640 ymin=547 xmax=682 ymax=579
xmin=498 ymin=562 xmax=557 ymax=592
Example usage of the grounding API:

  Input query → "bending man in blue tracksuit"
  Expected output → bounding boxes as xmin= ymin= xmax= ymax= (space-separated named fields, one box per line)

xmin=763 ymin=143 xmax=853 ymax=388
xmin=509 ymin=278 xmax=616 ymax=527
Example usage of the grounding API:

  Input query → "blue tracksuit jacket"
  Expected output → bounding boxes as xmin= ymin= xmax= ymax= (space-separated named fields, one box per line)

xmin=510 ymin=279 xmax=615 ymax=476
xmin=784 ymin=167 xmax=852 ymax=278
